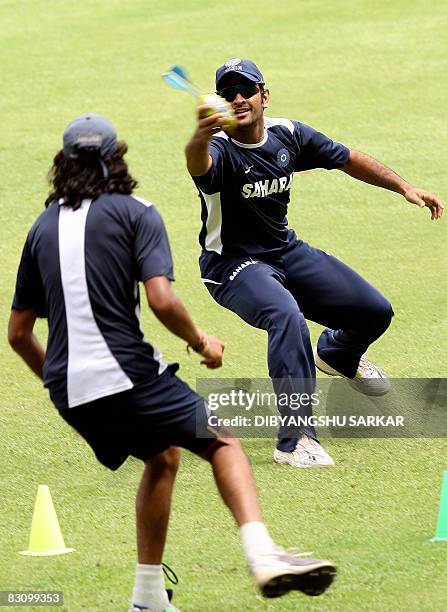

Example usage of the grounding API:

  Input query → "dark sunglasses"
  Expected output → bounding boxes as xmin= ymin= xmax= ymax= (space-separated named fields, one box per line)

xmin=218 ymin=83 xmax=261 ymax=102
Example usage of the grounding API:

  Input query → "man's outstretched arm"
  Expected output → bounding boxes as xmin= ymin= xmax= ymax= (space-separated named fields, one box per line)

xmin=341 ymin=150 xmax=444 ymax=220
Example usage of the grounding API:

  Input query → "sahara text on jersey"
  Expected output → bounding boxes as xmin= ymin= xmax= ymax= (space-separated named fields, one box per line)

xmin=241 ymin=174 xmax=294 ymax=199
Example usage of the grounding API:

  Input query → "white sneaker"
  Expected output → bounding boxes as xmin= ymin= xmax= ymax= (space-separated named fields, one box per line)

xmin=129 ymin=606 xmax=179 ymax=612
xmin=251 ymin=548 xmax=336 ymax=598
xmin=273 ymin=435 xmax=335 ymax=468
xmin=314 ymin=349 xmax=390 ymax=396
xmin=129 ymin=588 xmax=179 ymax=612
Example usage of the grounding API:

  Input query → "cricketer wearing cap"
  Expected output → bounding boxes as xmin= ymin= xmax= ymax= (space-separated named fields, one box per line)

xmin=8 ymin=113 xmax=338 ymax=611
xmin=185 ymin=58 xmax=444 ymax=468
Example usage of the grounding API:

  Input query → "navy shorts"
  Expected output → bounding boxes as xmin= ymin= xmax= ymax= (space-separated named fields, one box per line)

xmin=58 ymin=368 xmax=215 ymax=470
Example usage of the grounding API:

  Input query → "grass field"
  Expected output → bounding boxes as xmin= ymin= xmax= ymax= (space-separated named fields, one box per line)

xmin=1 ymin=1 xmax=446 ymax=610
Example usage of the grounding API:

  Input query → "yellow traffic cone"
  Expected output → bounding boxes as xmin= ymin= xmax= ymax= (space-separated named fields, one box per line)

xmin=19 ymin=485 xmax=75 ymax=556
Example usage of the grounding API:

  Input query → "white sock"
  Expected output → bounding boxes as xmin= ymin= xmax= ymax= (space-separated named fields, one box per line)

xmin=131 ymin=564 xmax=170 ymax=612
xmin=239 ymin=521 xmax=276 ymax=567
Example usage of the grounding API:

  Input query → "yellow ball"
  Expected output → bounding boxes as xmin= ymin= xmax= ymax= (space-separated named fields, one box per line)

xmin=199 ymin=93 xmax=236 ymax=128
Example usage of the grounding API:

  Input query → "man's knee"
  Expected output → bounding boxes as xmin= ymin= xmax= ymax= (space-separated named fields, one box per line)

xmin=145 ymin=446 xmax=180 ymax=476
xmin=370 ymin=297 xmax=394 ymax=333
xmin=383 ymin=300 xmax=394 ymax=326
xmin=198 ymin=436 xmax=242 ymax=462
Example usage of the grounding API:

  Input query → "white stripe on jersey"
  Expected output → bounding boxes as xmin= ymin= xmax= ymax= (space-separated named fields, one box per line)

xmin=132 ymin=195 xmax=153 ymax=207
xmin=201 ymin=278 xmax=223 ymax=285
xmin=151 ymin=345 xmax=168 ymax=375
xmin=199 ymin=189 xmax=223 ymax=254
xmin=58 ymin=199 xmax=133 ymax=407
xmin=264 ymin=116 xmax=295 ymax=135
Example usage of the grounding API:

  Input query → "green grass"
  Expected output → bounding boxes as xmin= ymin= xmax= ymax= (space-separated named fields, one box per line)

xmin=1 ymin=0 xmax=446 ymax=610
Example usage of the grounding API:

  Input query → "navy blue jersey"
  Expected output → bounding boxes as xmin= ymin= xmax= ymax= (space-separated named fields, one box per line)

xmin=12 ymin=193 xmax=174 ymax=410
xmin=192 ymin=117 xmax=349 ymax=256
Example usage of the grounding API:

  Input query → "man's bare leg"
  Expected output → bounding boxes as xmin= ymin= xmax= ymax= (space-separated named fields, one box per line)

xmin=136 ymin=447 xmax=180 ymax=564
xmin=200 ymin=437 xmax=279 ymax=566
xmin=200 ymin=437 xmax=262 ymax=525
xmin=131 ymin=447 xmax=180 ymax=612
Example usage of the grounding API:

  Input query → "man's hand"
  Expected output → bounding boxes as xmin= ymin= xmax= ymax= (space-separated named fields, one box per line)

xmin=403 ymin=187 xmax=444 ymax=220
xmin=194 ymin=105 xmax=226 ymax=144
xmin=185 ymin=105 xmax=226 ymax=177
xmin=197 ymin=333 xmax=225 ymax=369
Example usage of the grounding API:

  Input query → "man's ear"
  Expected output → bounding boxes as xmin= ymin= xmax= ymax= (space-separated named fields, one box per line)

xmin=262 ymin=87 xmax=270 ymax=110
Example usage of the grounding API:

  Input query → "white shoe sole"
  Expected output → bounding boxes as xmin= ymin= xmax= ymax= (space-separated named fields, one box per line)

xmin=273 ymin=451 xmax=335 ymax=468
xmin=253 ymin=561 xmax=336 ymax=598
xmin=314 ymin=349 xmax=390 ymax=397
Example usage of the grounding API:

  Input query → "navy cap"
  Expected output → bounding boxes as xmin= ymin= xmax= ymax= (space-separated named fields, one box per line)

xmin=63 ymin=113 xmax=117 ymax=159
xmin=215 ymin=58 xmax=264 ymax=89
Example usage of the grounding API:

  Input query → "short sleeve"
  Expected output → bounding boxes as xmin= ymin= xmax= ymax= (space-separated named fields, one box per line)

xmin=12 ymin=235 xmax=47 ymax=317
xmin=191 ymin=140 xmax=225 ymax=194
xmin=134 ymin=205 xmax=175 ymax=282
xmin=294 ymin=121 xmax=350 ymax=171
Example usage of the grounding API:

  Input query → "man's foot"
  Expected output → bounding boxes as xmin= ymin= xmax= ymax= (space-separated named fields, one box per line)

xmin=314 ymin=349 xmax=390 ymax=396
xmin=273 ymin=435 xmax=335 ymax=468
xmin=251 ymin=549 xmax=336 ymax=598
xmin=129 ymin=589 xmax=178 ymax=612
xmin=129 ymin=606 xmax=179 ymax=612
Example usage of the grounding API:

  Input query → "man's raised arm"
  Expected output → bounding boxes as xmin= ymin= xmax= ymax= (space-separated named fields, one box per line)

xmin=185 ymin=105 xmax=225 ymax=177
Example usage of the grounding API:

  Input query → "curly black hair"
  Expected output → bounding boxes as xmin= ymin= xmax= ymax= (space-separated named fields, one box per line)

xmin=45 ymin=141 xmax=138 ymax=209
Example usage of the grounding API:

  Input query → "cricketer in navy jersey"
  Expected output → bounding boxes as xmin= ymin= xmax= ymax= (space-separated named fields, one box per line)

xmin=12 ymin=193 xmax=174 ymax=410
xmin=186 ymin=58 xmax=444 ymax=468
xmin=194 ymin=117 xmax=348 ymax=256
